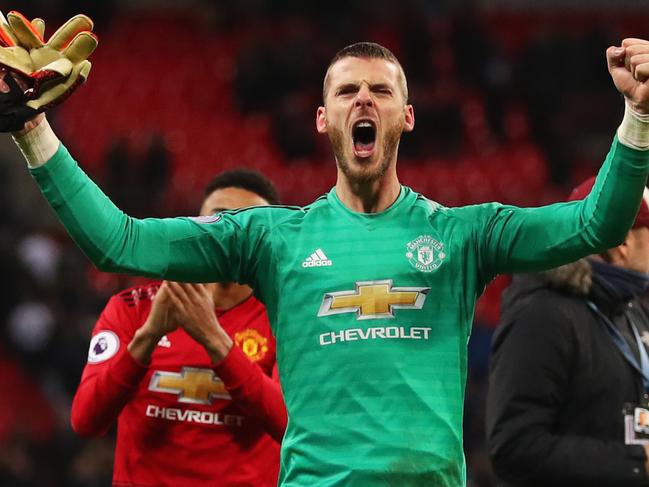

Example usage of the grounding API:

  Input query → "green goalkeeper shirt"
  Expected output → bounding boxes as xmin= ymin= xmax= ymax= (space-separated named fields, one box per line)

xmin=32 ymin=137 xmax=649 ymax=486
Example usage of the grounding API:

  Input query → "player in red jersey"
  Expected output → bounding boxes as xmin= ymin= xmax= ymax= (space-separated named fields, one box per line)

xmin=70 ymin=169 xmax=287 ymax=487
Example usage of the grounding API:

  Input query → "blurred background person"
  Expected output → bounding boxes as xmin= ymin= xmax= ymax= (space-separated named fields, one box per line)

xmin=71 ymin=169 xmax=287 ymax=487
xmin=487 ymin=177 xmax=649 ymax=487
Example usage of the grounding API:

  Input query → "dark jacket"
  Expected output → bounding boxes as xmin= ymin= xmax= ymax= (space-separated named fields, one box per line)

xmin=486 ymin=259 xmax=649 ymax=487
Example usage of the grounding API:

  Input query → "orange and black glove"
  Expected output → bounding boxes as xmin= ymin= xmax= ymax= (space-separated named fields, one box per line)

xmin=0 ymin=11 xmax=97 ymax=131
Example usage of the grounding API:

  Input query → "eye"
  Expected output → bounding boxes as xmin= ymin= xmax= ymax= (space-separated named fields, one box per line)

xmin=336 ymin=85 xmax=358 ymax=96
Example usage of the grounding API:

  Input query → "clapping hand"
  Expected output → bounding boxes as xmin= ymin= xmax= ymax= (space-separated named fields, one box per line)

xmin=166 ymin=282 xmax=234 ymax=363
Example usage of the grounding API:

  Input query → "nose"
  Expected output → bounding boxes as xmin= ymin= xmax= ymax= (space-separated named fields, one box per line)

xmin=355 ymin=85 xmax=373 ymax=108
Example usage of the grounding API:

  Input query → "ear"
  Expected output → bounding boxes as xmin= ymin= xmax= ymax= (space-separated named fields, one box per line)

xmin=611 ymin=232 xmax=632 ymax=265
xmin=316 ymin=106 xmax=327 ymax=134
xmin=403 ymin=104 xmax=415 ymax=132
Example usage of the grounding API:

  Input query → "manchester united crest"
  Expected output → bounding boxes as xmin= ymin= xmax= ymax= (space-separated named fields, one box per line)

xmin=406 ymin=235 xmax=446 ymax=273
xmin=234 ymin=329 xmax=269 ymax=362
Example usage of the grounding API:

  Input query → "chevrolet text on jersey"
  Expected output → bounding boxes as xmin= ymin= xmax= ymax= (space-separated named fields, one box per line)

xmin=319 ymin=325 xmax=432 ymax=346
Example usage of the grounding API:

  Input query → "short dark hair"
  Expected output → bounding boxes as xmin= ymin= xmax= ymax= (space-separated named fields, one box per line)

xmin=322 ymin=42 xmax=408 ymax=102
xmin=203 ymin=168 xmax=280 ymax=205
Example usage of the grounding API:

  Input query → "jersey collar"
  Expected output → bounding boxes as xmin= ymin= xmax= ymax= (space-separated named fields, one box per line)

xmin=326 ymin=185 xmax=416 ymax=229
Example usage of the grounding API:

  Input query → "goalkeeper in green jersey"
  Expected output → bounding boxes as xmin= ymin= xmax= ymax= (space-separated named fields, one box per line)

xmin=4 ymin=12 xmax=649 ymax=486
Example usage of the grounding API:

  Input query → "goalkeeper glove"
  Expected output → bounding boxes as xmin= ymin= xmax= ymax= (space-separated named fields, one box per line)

xmin=0 ymin=68 xmax=40 ymax=132
xmin=0 ymin=11 xmax=97 ymax=132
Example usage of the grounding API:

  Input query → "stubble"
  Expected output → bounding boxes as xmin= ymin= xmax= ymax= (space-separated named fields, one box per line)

xmin=328 ymin=121 xmax=403 ymax=184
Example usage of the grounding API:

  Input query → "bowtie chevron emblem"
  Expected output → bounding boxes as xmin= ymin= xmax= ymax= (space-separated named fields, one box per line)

xmin=318 ymin=280 xmax=430 ymax=320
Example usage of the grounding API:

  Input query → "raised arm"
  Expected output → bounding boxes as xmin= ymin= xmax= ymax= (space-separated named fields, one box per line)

xmin=479 ymin=136 xmax=649 ymax=277
xmin=478 ymin=41 xmax=649 ymax=278
xmin=11 ymin=115 xmax=270 ymax=284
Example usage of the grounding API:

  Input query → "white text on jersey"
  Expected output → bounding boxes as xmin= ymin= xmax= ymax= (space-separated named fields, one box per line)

xmin=319 ymin=325 xmax=432 ymax=346
xmin=302 ymin=248 xmax=333 ymax=268
xmin=145 ymin=404 xmax=243 ymax=426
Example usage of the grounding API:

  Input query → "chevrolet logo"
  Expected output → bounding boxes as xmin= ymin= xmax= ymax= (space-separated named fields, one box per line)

xmin=149 ymin=367 xmax=230 ymax=405
xmin=318 ymin=280 xmax=430 ymax=320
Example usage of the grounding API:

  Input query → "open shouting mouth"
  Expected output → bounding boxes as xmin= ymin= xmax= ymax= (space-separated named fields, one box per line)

xmin=352 ymin=119 xmax=376 ymax=158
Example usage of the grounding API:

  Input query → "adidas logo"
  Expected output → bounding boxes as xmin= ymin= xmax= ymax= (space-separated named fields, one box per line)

xmin=157 ymin=335 xmax=171 ymax=348
xmin=302 ymin=248 xmax=333 ymax=268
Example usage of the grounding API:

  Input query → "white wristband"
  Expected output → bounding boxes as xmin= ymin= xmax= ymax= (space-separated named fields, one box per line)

xmin=12 ymin=118 xmax=61 ymax=168
xmin=617 ymin=99 xmax=649 ymax=150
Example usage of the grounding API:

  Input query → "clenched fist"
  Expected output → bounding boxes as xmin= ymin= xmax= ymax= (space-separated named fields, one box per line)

xmin=608 ymin=38 xmax=649 ymax=114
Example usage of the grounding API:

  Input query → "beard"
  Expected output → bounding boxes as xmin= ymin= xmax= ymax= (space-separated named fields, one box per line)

xmin=328 ymin=121 xmax=402 ymax=184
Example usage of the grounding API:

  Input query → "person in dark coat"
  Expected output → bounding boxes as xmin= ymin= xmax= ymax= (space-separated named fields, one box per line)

xmin=487 ymin=177 xmax=649 ymax=487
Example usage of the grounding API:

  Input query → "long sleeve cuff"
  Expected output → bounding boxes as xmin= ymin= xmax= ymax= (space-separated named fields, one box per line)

xmin=618 ymin=100 xmax=649 ymax=150
xmin=213 ymin=345 xmax=287 ymax=443
xmin=610 ymin=134 xmax=649 ymax=175
xmin=13 ymin=117 xmax=61 ymax=167
xmin=29 ymin=143 xmax=80 ymax=208
xmin=213 ymin=345 xmax=258 ymax=389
